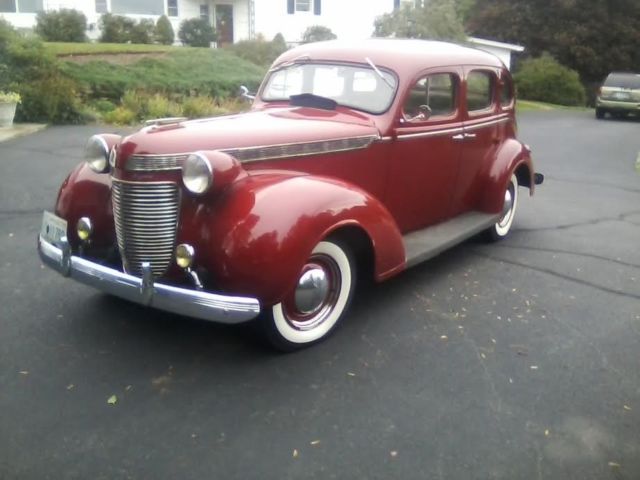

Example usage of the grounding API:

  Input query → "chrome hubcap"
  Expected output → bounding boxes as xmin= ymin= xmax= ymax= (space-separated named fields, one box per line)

xmin=499 ymin=186 xmax=514 ymax=226
xmin=294 ymin=266 xmax=330 ymax=315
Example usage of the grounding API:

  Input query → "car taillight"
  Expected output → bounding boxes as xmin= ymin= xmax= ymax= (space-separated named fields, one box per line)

xmin=597 ymin=87 xmax=602 ymax=97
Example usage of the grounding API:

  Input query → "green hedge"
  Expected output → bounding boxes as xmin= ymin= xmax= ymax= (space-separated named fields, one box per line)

xmin=514 ymin=54 xmax=586 ymax=107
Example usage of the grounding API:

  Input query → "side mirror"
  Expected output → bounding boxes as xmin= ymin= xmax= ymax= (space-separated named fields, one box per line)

xmin=239 ymin=85 xmax=255 ymax=101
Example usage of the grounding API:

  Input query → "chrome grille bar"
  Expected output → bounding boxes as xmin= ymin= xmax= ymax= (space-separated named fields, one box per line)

xmin=112 ymin=178 xmax=180 ymax=277
xmin=126 ymin=154 xmax=188 ymax=172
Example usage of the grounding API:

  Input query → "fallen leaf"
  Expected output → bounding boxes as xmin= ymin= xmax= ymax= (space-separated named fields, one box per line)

xmin=608 ymin=462 xmax=620 ymax=468
xmin=623 ymin=405 xmax=631 ymax=411
xmin=125 ymin=385 xmax=132 ymax=391
xmin=530 ymin=365 xmax=539 ymax=370
xmin=347 ymin=372 xmax=356 ymax=377
xmin=310 ymin=440 xmax=320 ymax=446
xmin=480 ymin=353 xmax=486 ymax=359
xmin=440 ymin=335 xmax=448 ymax=340
xmin=107 ymin=395 xmax=117 ymax=405
xmin=390 ymin=451 xmax=398 ymax=457
xmin=66 ymin=384 xmax=74 ymax=390
xmin=544 ymin=429 xmax=550 ymax=437
xmin=292 ymin=449 xmax=299 ymax=458
xmin=19 ymin=370 xmax=29 ymax=375
xmin=509 ymin=378 xmax=513 ymax=384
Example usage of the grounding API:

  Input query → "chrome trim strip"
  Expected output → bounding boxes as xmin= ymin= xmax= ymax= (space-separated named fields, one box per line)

xmin=126 ymin=154 xmax=188 ymax=172
xmin=38 ymin=235 xmax=261 ymax=324
xmin=220 ymin=134 xmax=379 ymax=163
xmin=397 ymin=126 xmax=464 ymax=140
xmin=465 ymin=116 xmax=510 ymax=131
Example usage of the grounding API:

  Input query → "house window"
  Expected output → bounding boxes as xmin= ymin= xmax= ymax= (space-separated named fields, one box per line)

xmin=17 ymin=0 xmax=42 ymax=12
xmin=95 ymin=0 xmax=108 ymax=13
xmin=111 ymin=0 xmax=163 ymax=15
xmin=200 ymin=4 xmax=209 ymax=22
xmin=295 ymin=0 xmax=310 ymax=12
xmin=167 ymin=0 xmax=178 ymax=16
xmin=0 ymin=0 xmax=17 ymax=12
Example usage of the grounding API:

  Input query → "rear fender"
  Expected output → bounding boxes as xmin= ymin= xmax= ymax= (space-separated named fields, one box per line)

xmin=480 ymin=140 xmax=535 ymax=213
xmin=182 ymin=173 xmax=405 ymax=306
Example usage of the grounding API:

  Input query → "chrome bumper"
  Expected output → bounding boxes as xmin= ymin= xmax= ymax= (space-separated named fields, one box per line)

xmin=37 ymin=235 xmax=261 ymax=324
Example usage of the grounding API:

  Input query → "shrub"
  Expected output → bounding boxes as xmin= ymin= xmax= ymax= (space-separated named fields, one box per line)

xmin=99 ymin=13 xmax=135 ymax=43
xmin=35 ymin=9 xmax=87 ymax=43
xmin=301 ymin=25 xmax=337 ymax=44
xmin=227 ymin=33 xmax=288 ymax=67
xmin=15 ymin=74 xmax=85 ymax=124
xmin=130 ymin=19 xmax=155 ymax=45
xmin=181 ymin=95 xmax=217 ymax=118
xmin=147 ymin=93 xmax=182 ymax=118
xmin=102 ymin=105 xmax=137 ymax=125
xmin=178 ymin=18 xmax=216 ymax=47
xmin=155 ymin=15 xmax=174 ymax=45
xmin=514 ymin=53 xmax=586 ymax=106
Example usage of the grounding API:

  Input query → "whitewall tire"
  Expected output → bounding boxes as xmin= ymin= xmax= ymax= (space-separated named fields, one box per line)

xmin=486 ymin=173 xmax=519 ymax=241
xmin=262 ymin=240 xmax=356 ymax=351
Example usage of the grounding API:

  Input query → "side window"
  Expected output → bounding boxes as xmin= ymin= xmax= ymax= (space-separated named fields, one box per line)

xmin=500 ymin=77 xmax=514 ymax=108
xmin=403 ymin=73 xmax=457 ymax=121
xmin=467 ymin=71 xmax=495 ymax=112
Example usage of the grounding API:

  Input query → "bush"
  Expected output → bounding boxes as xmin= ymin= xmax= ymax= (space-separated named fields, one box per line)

xmin=99 ymin=13 xmax=135 ymax=43
xmin=102 ymin=106 xmax=137 ymax=125
xmin=130 ymin=19 xmax=155 ymax=45
xmin=301 ymin=25 xmax=337 ymax=44
xmin=227 ymin=33 xmax=288 ymax=67
xmin=35 ymin=9 xmax=87 ymax=43
xmin=155 ymin=15 xmax=174 ymax=45
xmin=147 ymin=93 xmax=182 ymax=118
xmin=514 ymin=53 xmax=586 ymax=106
xmin=15 ymin=74 xmax=85 ymax=124
xmin=178 ymin=18 xmax=216 ymax=47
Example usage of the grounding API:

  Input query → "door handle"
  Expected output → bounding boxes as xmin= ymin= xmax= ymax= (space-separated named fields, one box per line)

xmin=452 ymin=134 xmax=465 ymax=141
xmin=464 ymin=133 xmax=477 ymax=139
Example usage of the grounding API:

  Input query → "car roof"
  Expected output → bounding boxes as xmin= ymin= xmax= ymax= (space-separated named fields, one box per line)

xmin=273 ymin=39 xmax=505 ymax=76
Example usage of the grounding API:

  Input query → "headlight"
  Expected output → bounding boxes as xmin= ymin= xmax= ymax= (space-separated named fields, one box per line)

xmin=85 ymin=135 xmax=110 ymax=173
xmin=182 ymin=152 xmax=213 ymax=195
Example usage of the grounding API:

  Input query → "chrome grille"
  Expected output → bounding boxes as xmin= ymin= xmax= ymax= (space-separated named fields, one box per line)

xmin=111 ymin=179 xmax=179 ymax=277
xmin=126 ymin=154 xmax=188 ymax=172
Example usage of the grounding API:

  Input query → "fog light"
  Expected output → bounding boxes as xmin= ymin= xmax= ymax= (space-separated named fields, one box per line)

xmin=175 ymin=244 xmax=195 ymax=269
xmin=76 ymin=217 xmax=93 ymax=241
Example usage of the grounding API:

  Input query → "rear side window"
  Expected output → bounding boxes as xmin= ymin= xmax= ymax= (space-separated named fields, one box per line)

xmin=467 ymin=71 xmax=495 ymax=112
xmin=500 ymin=77 xmax=514 ymax=108
xmin=604 ymin=73 xmax=640 ymax=89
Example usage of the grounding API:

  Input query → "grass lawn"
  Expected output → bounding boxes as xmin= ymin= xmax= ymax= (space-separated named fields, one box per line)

xmin=517 ymin=99 xmax=591 ymax=111
xmin=44 ymin=42 xmax=179 ymax=56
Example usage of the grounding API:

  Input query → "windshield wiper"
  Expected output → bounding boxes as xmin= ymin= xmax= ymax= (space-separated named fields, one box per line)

xmin=365 ymin=57 xmax=394 ymax=90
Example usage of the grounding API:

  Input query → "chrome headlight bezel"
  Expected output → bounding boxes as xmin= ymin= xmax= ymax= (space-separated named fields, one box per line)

xmin=182 ymin=152 xmax=213 ymax=195
xmin=85 ymin=135 xmax=110 ymax=173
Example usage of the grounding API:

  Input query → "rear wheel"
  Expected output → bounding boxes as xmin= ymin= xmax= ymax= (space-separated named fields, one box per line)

xmin=484 ymin=174 xmax=518 ymax=242
xmin=595 ymin=108 xmax=605 ymax=119
xmin=261 ymin=240 xmax=356 ymax=351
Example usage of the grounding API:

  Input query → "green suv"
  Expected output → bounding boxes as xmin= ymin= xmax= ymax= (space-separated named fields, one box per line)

xmin=595 ymin=72 xmax=640 ymax=119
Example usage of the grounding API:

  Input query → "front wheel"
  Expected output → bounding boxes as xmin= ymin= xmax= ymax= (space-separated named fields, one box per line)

xmin=484 ymin=173 xmax=519 ymax=242
xmin=261 ymin=240 xmax=356 ymax=351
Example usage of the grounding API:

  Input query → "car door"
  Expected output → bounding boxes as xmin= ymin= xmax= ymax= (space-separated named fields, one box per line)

xmin=449 ymin=67 xmax=503 ymax=216
xmin=387 ymin=68 xmax=464 ymax=233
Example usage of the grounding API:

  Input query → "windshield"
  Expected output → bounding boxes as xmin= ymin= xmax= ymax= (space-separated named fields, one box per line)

xmin=262 ymin=63 xmax=398 ymax=114
xmin=604 ymin=73 xmax=640 ymax=89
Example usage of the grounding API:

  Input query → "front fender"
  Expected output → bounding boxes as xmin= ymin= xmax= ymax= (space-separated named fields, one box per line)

xmin=481 ymin=140 xmax=536 ymax=213
xmin=55 ymin=162 xmax=114 ymax=248
xmin=181 ymin=172 xmax=405 ymax=306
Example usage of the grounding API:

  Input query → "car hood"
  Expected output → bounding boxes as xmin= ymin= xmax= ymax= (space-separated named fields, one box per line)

xmin=118 ymin=107 xmax=381 ymax=159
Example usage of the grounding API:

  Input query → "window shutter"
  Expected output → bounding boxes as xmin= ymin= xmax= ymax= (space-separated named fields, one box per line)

xmin=314 ymin=0 xmax=321 ymax=15
xmin=287 ymin=0 xmax=294 ymax=14
xmin=394 ymin=0 xmax=400 ymax=9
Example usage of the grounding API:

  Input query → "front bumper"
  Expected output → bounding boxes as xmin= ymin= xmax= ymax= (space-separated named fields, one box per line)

xmin=37 ymin=235 xmax=261 ymax=324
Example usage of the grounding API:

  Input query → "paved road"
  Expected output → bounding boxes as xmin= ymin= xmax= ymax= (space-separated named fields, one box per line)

xmin=1 ymin=112 xmax=639 ymax=479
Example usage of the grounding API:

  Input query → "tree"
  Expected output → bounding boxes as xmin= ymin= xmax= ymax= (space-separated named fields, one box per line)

xmin=154 ymin=15 xmax=174 ymax=45
xmin=178 ymin=18 xmax=216 ymax=47
xmin=301 ymin=25 xmax=337 ymax=44
xmin=466 ymin=0 xmax=640 ymax=88
xmin=373 ymin=0 xmax=466 ymax=42
xmin=35 ymin=9 xmax=87 ymax=42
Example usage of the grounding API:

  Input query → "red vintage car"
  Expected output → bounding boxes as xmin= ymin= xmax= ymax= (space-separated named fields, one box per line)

xmin=38 ymin=39 xmax=543 ymax=350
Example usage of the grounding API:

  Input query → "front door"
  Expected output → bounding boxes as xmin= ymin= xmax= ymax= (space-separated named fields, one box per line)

xmin=215 ymin=4 xmax=234 ymax=45
xmin=387 ymin=68 xmax=464 ymax=233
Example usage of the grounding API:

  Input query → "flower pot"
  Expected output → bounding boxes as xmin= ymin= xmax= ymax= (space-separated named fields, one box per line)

xmin=0 ymin=101 xmax=18 ymax=127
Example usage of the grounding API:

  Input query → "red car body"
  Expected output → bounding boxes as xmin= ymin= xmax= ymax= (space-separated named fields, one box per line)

xmin=39 ymin=39 xmax=542 ymax=350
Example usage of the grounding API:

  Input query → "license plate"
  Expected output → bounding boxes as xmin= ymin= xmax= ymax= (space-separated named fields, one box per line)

xmin=614 ymin=92 xmax=630 ymax=100
xmin=41 ymin=211 xmax=68 ymax=244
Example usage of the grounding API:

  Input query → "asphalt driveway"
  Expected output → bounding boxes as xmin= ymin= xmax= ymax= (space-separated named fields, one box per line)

xmin=0 ymin=111 xmax=639 ymax=479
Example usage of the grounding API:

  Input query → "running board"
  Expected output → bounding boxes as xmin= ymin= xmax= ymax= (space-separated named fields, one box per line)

xmin=403 ymin=212 xmax=499 ymax=268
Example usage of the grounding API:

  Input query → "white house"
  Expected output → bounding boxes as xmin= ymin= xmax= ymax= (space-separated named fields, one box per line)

xmin=0 ymin=0 xmax=523 ymax=68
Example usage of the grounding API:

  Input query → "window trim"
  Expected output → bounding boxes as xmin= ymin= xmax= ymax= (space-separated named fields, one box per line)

xmin=167 ymin=0 xmax=178 ymax=17
xmin=400 ymin=70 xmax=461 ymax=125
